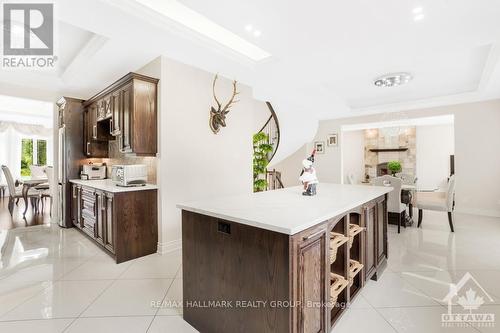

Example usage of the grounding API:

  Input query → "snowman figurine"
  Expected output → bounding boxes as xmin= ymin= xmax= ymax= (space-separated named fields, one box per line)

xmin=299 ymin=156 xmax=319 ymax=196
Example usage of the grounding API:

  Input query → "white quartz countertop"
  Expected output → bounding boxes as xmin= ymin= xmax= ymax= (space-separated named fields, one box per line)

xmin=177 ymin=183 xmax=392 ymax=235
xmin=69 ymin=179 xmax=158 ymax=193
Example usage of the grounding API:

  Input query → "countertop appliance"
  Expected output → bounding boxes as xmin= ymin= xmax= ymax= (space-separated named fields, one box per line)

xmin=57 ymin=97 xmax=86 ymax=228
xmin=81 ymin=163 xmax=106 ymax=180
xmin=111 ymin=164 xmax=148 ymax=187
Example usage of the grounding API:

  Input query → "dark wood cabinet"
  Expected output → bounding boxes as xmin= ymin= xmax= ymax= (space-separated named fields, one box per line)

xmin=296 ymin=227 xmax=327 ymax=333
xmin=70 ymin=184 xmax=157 ymax=263
xmin=364 ymin=202 xmax=377 ymax=281
xmin=376 ymin=198 xmax=388 ymax=266
xmin=82 ymin=73 xmax=158 ymax=157
xmin=110 ymin=90 xmax=121 ymax=137
xmin=83 ymin=108 xmax=108 ymax=158
xmin=71 ymin=184 xmax=81 ymax=228
xmin=120 ymin=83 xmax=133 ymax=153
xmin=364 ymin=196 xmax=388 ymax=281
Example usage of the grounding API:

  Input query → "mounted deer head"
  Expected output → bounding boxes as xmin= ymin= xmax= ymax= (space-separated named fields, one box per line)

xmin=210 ymin=74 xmax=239 ymax=134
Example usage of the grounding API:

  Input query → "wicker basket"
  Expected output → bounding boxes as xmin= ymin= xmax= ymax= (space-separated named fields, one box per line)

xmin=329 ymin=232 xmax=348 ymax=263
xmin=330 ymin=273 xmax=349 ymax=304
xmin=348 ymin=224 xmax=364 ymax=249
xmin=348 ymin=260 xmax=364 ymax=286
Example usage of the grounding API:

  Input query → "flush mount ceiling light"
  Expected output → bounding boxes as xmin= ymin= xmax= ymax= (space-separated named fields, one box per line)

xmin=134 ymin=0 xmax=271 ymax=61
xmin=373 ymin=73 xmax=413 ymax=87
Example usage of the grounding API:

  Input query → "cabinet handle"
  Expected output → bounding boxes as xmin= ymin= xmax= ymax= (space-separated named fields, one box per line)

xmin=86 ymin=142 xmax=90 ymax=155
xmin=93 ymin=125 xmax=97 ymax=139
xmin=110 ymin=119 xmax=113 ymax=135
xmin=303 ymin=230 xmax=323 ymax=241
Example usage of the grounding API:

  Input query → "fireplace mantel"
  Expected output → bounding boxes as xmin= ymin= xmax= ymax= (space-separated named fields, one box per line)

xmin=369 ymin=148 xmax=408 ymax=153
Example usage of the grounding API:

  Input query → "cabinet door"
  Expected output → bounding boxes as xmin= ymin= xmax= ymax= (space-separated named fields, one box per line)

xmin=377 ymin=199 xmax=387 ymax=264
xmin=297 ymin=228 xmax=327 ymax=333
xmin=83 ymin=110 xmax=91 ymax=157
xmin=120 ymin=84 xmax=133 ymax=153
xmin=364 ymin=203 xmax=377 ymax=280
xmin=104 ymin=194 xmax=115 ymax=254
xmin=95 ymin=191 xmax=105 ymax=245
xmin=90 ymin=103 xmax=98 ymax=140
xmin=111 ymin=90 xmax=121 ymax=136
xmin=71 ymin=185 xmax=81 ymax=228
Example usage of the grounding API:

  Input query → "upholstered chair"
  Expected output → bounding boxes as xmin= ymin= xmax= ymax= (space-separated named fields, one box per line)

xmin=373 ymin=175 xmax=406 ymax=233
xmin=416 ymin=175 xmax=456 ymax=232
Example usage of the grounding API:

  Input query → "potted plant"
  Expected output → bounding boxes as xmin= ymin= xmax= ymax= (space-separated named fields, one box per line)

xmin=253 ymin=132 xmax=273 ymax=192
xmin=387 ymin=161 xmax=402 ymax=176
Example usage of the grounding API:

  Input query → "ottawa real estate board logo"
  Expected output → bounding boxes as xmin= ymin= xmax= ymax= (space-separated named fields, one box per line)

xmin=441 ymin=272 xmax=495 ymax=328
xmin=1 ymin=2 xmax=56 ymax=69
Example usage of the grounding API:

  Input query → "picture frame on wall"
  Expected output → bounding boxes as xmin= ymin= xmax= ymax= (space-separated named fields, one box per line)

xmin=314 ymin=141 xmax=325 ymax=154
xmin=327 ymin=133 xmax=338 ymax=147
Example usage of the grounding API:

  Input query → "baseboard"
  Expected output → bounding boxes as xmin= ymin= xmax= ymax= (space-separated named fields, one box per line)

xmin=157 ymin=239 xmax=182 ymax=254
xmin=455 ymin=207 xmax=500 ymax=218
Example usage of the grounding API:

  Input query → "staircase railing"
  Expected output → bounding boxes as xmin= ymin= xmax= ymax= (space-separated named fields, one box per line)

xmin=258 ymin=102 xmax=283 ymax=190
xmin=266 ymin=169 xmax=284 ymax=190
xmin=258 ymin=102 xmax=280 ymax=163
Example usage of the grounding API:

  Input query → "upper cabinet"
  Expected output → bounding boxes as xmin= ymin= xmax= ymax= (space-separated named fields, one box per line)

xmin=83 ymin=73 xmax=159 ymax=157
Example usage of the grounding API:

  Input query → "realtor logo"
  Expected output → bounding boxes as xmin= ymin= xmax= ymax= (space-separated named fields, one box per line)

xmin=2 ymin=2 xmax=56 ymax=69
xmin=441 ymin=272 xmax=495 ymax=328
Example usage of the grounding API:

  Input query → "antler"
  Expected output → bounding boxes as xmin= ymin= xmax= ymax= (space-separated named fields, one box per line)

xmin=221 ymin=80 xmax=239 ymax=114
xmin=212 ymin=74 xmax=222 ymax=110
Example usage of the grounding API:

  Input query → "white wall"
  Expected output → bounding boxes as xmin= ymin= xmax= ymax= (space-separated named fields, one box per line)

xmin=144 ymin=56 xmax=255 ymax=253
xmin=275 ymin=100 xmax=500 ymax=217
xmin=341 ymin=130 xmax=365 ymax=184
xmin=416 ymin=124 xmax=454 ymax=191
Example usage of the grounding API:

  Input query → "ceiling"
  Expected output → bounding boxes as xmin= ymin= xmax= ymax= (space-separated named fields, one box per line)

xmin=1 ymin=0 xmax=500 ymax=161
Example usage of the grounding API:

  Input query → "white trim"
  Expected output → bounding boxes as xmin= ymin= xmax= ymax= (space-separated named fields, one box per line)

xmin=157 ymin=239 xmax=182 ymax=254
xmin=455 ymin=207 xmax=500 ymax=218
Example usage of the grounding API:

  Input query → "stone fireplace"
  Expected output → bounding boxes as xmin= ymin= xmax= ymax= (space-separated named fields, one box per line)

xmin=377 ymin=162 xmax=389 ymax=176
xmin=364 ymin=127 xmax=416 ymax=180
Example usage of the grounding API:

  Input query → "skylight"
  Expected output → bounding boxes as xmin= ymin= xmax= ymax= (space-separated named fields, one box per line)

xmin=134 ymin=0 xmax=272 ymax=61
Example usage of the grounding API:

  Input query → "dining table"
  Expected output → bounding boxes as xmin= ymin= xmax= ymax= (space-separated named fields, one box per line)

xmin=18 ymin=177 xmax=48 ymax=216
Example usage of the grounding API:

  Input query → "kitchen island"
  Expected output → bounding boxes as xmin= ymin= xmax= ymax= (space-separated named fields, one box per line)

xmin=178 ymin=183 xmax=392 ymax=333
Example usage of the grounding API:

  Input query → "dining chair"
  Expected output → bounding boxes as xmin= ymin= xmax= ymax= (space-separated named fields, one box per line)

xmin=416 ymin=175 xmax=456 ymax=232
xmin=40 ymin=166 xmax=56 ymax=216
xmin=373 ymin=175 xmax=406 ymax=233
xmin=396 ymin=172 xmax=418 ymax=185
xmin=1 ymin=165 xmax=41 ymax=216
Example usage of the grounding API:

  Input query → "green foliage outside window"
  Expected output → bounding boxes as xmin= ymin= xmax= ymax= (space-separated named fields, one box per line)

xmin=37 ymin=140 xmax=47 ymax=165
xmin=20 ymin=139 xmax=47 ymax=177
xmin=21 ymin=139 xmax=33 ymax=177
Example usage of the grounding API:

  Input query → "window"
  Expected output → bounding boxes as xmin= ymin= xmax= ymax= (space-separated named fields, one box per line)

xmin=20 ymin=138 xmax=47 ymax=176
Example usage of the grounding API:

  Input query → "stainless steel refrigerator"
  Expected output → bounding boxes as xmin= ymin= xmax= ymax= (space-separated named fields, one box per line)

xmin=57 ymin=97 xmax=85 ymax=228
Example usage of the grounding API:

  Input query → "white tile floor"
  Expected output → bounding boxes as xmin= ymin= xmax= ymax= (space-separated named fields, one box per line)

xmin=0 ymin=210 xmax=499 ymax=332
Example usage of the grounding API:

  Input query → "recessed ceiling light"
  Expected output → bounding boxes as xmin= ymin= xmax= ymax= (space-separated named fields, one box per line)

xmin=253 ymin=30 xmax=261 ymax=37
xmin=413 ymin=13 xmax=425 ymax=21
xmin=134 ymin=0 xmax=271 ymax=61
xmin=245 ymin=24 xmax=253 ymax=32
xmin=412 ymin=7 xmax=423 ymax=14
xmin=373 ymin=73 xmax=413 ymax=88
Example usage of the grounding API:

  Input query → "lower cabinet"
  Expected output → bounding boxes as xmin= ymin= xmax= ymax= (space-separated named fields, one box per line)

xmin=292 ymin=194 xmax=388 ymax=333
xmin=296 ymin=226 xmax=328 ymax=333
xmin=70 ymin=184 xmax=157 ymax=263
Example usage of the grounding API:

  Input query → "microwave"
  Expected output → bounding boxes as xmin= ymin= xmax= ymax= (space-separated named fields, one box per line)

xmin=111 ymin=164 xmax=148 ymax=187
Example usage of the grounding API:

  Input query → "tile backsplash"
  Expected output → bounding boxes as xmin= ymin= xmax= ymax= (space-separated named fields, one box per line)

xmin=83 ymin=140 xmax=157 ymax=183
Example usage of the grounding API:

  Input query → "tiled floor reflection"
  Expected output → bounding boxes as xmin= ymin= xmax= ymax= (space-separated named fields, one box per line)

xmin=0 ymin=210 xmax=499 ymax=332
